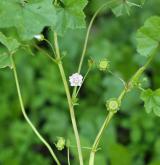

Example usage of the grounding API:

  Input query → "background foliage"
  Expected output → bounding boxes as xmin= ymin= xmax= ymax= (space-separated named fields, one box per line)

xmin=0 ymin=0 xmax=160 ymax=165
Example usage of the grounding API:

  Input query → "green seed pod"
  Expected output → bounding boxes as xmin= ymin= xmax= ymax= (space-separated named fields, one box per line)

xmin=106 ymin=98 xmax=120 ymax=113
xmin=98 ymin=59 xmax=110 ymax=71
xmin=55 ymin=137 xmax=65 ymax=151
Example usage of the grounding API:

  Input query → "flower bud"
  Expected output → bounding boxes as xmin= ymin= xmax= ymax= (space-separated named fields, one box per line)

xmin=34 ymin=34 xmax=44 ymax=41
xmin=106 ymin=98 xmax=119 ymax=113
xmin=98 ymin=59 xmax=110 ymax=71
xmin=55 ymin=137 xmax=65 ymax=151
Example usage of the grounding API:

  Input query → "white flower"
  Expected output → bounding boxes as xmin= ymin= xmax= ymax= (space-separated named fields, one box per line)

xmin=69 ymin=73 xmax=83 ymax=87
xmin=34 ymin=34 xmax=44 ymax=41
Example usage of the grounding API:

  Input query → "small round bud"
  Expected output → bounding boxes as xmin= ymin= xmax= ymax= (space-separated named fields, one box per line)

xmin=55 ymin=137 xmax=65 ymax=151
xmin=34 ymin=34 xmax=44 ymax=41
xmin=106 ymin=98 xmax=119 ymax=113
xmin=98 ymin=59 xmax=110 ymax=71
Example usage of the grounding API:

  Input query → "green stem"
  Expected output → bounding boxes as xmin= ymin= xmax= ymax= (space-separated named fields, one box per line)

xmin=88 ymin=52 xmax=156 ymax=165
xmin=43 ymin=39 xmax=56 ymax=58
xmin=11 ymin=56 xmax=61 ymax=165
xmin=109 ymin=70 xmax=126 ymax=87
xmin=67 ymin=147 xmax=71 ymax=165
xmin=129 ymin=52 xmax=156 ymax=84
xmin=34 ymin=44 xmax=57 ymax=63
xmin=72 ymin=0 xmax=117 ymax=97
xmin=75 ymin=67 xmax=91 ymax=98
xmin=89 ymin=112 xmax=114 ymax=165
xmin=69 ymin=145 xmax=96 ymax=150
xmin=77 ymin=0 xmax=117 ymax=74
xmin=53 ymin=33 xmax=84 ymax=165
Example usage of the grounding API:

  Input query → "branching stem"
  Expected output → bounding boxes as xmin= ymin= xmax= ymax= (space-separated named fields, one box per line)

xmin=72 ymin=0 xmax=117 ymax=98
xmin=53 ymin=32 xmax=84 ymax=165
xmin=89 ymin=52 xmax=156 ymax=165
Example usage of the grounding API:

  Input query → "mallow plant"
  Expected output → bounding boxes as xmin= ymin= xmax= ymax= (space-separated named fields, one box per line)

xmin=0 ymin=0 xmax=160 ymax=164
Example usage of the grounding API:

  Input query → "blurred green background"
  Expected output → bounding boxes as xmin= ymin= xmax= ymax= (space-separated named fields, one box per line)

xmin=0 ymin=0 xmax=160 ymax=165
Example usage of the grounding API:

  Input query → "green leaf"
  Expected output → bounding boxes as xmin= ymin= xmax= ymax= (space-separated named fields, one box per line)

xmin=0 ymin=32 xmax=20 ymax=54
xmin=112 ymin=2 xmax=130 ymax=17
xmin=136 ymin=16 xmax=160 ymax=57
xmin=0 ymin=0 xmax=56 ymax=40
xmin=112 ymin=0 xmax=141 ymax=17
xmin=141 ymin=89 xmax=160 ymax=117
xmin=0 ymin=52 xmax=12 ymax=69
xmin=55 ymin=0 xmax=88 ymax=35
xmin=0 ymin=32 xmax=20 ymax=69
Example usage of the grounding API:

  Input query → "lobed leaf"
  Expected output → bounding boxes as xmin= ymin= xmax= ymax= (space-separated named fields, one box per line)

xmin=112 ymin=0 xmax=141 ymax=17
xmin=0 ymin=52 xmax=12 ymax=69
xmin=0 ymin=0 xmax=57 ymax=40
xmin=0 ymin=32 xmax=20 ymax=54
xmin=141 ymin=89 xmax=160 ymax=117
xmin=136 ymin=16 xmax=160 ymax=57
xmin=55 ymin=0 xmax=88 ymax=35
xmin=0 ymin=32 xmax=20 ymax=69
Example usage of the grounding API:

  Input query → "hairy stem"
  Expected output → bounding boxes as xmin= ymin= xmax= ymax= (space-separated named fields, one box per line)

xmin=11 ymin=56 xmax=61 ymax=165
xmin=89 ymin=52 xmax=156 ymax=165
xmin=53 ymin=33 xmax=84 ymax=165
